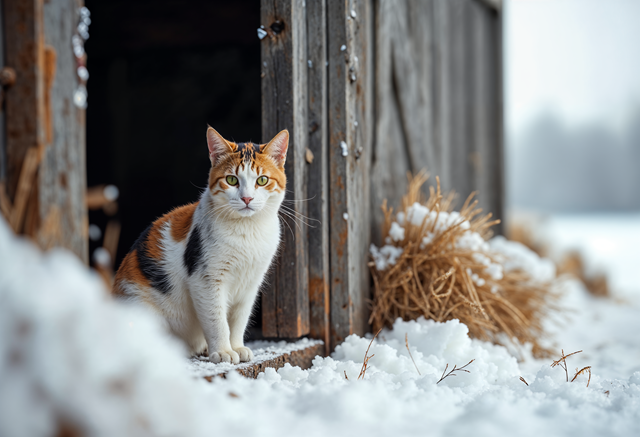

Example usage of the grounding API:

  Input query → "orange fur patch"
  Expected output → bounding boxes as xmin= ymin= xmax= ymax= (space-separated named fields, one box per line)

xmin=169 ymin=203 xmax=197 ymax=242
xmin=144 ymin=215 xmax=170 ymax=259
xmin=113 ymin=249 xmax=151 ymax=294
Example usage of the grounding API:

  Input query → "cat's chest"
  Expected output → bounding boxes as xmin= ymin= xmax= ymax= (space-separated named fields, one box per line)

xmin=206 ymin=220 xmax=280 ymax=264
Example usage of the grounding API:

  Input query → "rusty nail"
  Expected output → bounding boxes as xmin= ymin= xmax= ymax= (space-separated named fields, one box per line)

xmin=0 ymin=67 xmax=17 ymax=87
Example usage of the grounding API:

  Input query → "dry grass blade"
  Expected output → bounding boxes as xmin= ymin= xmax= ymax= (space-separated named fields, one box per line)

xmin=357 ymin=328 xmax=382 ymax=381
xmin=571 ymin=366 xmax=592 ymax=387
xmin=519 ymin=376 xmax=529 ymax=386
xmin=405 ymin=333 xmax=421 ymax=375
xmin=436 ymin=359 xmax=474 ymax=384
xmin=370 ymin=172 xmax=557 ymax=358
xmin=344 ymin=370 xmax=349 ymax=381
xmin=551 ymin=349 xmax=582 ymax=368
xmin=551 ymin=349 xmax=583 ymax=382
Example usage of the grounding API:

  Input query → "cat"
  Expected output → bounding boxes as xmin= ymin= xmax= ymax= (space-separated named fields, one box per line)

xmin=113 ymin=127 xmax=288 ymax=364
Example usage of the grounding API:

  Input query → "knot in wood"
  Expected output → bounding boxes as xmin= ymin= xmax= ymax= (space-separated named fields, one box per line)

xmin=270 ymin=20 xmax=285 ymax=34
xmin=0 ymin=67 xmax=17 ymax=87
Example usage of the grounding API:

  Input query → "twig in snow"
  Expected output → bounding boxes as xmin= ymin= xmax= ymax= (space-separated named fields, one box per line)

xmin=436 ymin=359 xmax=474 ymax=384
xmin=344 ymin=371 xmax=349 ymax=380
xmin=551 ymin=349 xmax=582 ymax=382
xmin=405 ymin=333 xmax=421 ymax=375
xmin=358 ymin=328 xmax=382 ymax=380
xmin=519 ymin=376 xmax=529 ymax=386
xmin=571 ymin=366 xmax=592 ymax=387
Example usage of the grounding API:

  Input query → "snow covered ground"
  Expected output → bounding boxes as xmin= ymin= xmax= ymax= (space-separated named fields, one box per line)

xmin=1 ymin=214 xmax=640 ymax=437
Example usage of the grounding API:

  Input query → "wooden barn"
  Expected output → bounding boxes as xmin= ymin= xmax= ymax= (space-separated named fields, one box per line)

xmin=0 ymin=0 xmax=502 ymax=353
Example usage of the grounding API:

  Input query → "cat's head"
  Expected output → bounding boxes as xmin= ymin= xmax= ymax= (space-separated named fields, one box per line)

xmin=206 ymin=127 xmax=287 ymax=218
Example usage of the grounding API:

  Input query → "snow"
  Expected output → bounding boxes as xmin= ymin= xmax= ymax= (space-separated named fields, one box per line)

xmin=340 ymin=140 xmax=348 ymax=156
xmin=388 ymin=221 xmax=405 ymax=241
xmin=2 ymin=212 xmax=640 ymax=436
xmin=369 ymin=244 xmax=404 ymax=271
xmin=490 ymin=235 xmax=555 ymax=282
xmin=542 ymin=213 xmax=640 ymax=299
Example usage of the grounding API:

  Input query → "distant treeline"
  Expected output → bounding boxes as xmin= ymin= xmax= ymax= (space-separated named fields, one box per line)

xmin=508 ymin=109 xmax=640 ymax=212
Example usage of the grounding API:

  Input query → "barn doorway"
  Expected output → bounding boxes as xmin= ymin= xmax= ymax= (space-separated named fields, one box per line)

xmin=84 ymin=0 xmax=263 ymax=336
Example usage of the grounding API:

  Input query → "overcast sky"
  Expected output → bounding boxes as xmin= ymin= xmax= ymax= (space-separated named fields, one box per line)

xmin=504 ymin=0 xmax=640 ymax=212
xmin=504 ymin=0 xmax=640 ymax=137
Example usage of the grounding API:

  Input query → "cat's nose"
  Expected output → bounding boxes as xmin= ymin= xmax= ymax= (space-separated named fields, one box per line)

xmin=241 ymin=197 xmax=253 ymax=206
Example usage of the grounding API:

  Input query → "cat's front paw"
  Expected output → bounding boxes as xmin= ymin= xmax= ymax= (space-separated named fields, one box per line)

xmin=209 ymin=350 xmax=240 ymax=364
xmin=233 ymin=346 xmax=254 ymax=362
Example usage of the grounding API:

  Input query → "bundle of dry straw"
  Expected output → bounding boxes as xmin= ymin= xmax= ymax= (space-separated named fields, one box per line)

xmin=369 ymin=173 xmax=556 ymax=357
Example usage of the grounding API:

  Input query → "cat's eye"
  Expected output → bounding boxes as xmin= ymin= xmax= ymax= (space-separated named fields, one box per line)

xmin=226 ymin=175 xmax=238 ymax=186
xmin=257 ymin=176 xmax=269 ymax=186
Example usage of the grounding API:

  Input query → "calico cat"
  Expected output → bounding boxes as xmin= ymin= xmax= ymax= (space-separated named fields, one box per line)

xmin=113 ymin=127 xmax=288 ymax=364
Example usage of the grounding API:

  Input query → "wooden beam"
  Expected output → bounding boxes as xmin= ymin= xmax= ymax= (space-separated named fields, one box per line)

xmin=327 ymin=0 xmax=373 ymax=349
xmin=2 ymin=0 xmax=88 ymax=261
xmin=40 ymin=0 xmax=88 ymax=260
xmin=306 ymin=0 xmax=330 ymax=353
xmin=2 ymin=0 xmax=46 ymax=202
xmin=202 ymin=341 xmax=325 ymax=380
xmin=260 ymin=0 xmax=310 ymax=338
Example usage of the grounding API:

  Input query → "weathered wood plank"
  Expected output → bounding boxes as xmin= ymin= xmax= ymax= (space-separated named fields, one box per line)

xmin=260 ymin=0 xmax=310 ymax=338
xmin=3 ymin=0 xmax=46 ymax=202
xmin=327 ymin=0 xmax=373 ymax=349
xmin=431 ymin=0 xmax=453 ymax=192
xmin=373 ymin=0 xmax=503 ymax=234
xmin=40 ymin=0 xmax=88 ymax=261
xmin=305 ymin=0 xmax=330 ymax=352
xmin=203 ymin=341 xmax=325 ymax=380
xmin=447 ymin=0 xmax=474 ymax=204
xmin=2 ymin=0 xmax=88 ymax=260
xmin=370 ymin=0 xmax=410 ymax=244
xmin=0 ymin=0 xmax=7 ymax=186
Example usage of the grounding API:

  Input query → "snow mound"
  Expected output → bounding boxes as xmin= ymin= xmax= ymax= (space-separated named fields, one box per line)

xmin=0 ymin=217 xmax=212 ymax=437
xmin=2 ymin=216 xmax=640 ymax=436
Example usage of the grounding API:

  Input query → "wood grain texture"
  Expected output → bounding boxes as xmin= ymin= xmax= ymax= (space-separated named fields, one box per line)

xmin=327 ymin=0 xmax=373 ymax=349
xmin=2 ymin=0 xmax=88 ymax=262
xmin=2 ymin=0 xmax=46 ymax=201
xmin=260 ymin=0 xmax=310 ymax=338
xmin=372 ymin=0 xmax=503 ymax=240
xmin=305 ymin=0 xmax=330 ymax=352
xmin=40 ymin=0 xmax=88 ymax=261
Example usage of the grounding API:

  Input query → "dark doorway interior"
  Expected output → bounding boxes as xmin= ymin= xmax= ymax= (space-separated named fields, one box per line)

xmin=85 ymin=0 xmax=262 ymax=332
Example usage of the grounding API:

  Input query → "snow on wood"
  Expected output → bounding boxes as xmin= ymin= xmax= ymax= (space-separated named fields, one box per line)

xmin=190 ymin=339 xmax=325 ymax=379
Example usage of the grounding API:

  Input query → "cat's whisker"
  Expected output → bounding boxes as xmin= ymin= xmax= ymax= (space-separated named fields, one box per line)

xmin=280 ymin=211 xmax=304 ymax=233
xmin=279 ymin=205 xmax=320 ymax=224
xmin=278 ymin=208 xmax=317 ymax=231
xmin=282 ymin=194 xmax=317 ymax=203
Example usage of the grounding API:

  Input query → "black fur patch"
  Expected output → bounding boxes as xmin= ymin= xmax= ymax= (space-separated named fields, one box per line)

xmin=236 ymin=142 xmax=260 ymax=162
xmin=134 ymin=225 xmax=172 ymax=294
xmin=184 ymin=225 xmax=204 ymax=276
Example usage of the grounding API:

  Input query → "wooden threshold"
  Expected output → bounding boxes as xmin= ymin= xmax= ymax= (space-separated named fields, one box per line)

xmin=189 ymin=338 xmax=325 ymax=380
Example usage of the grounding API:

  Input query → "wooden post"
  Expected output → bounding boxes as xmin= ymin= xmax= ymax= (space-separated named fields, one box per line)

xmin=327 ymin=0 xmax=373 ymax=349
xmin=306 ymin=0 xmax=330 ymax=352
xmin=2 ymin=0 xmax=46 ymax=202
xmin=1 ymin=0 xmax=88 ymax=262
xmin=260 ymin=0 xmax=310 ymax=338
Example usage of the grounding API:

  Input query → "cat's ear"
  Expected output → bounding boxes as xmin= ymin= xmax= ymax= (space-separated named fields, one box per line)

xmin=261 ymin=129 xmax=289 ymax=167
xmin=206 ymin=127 xmax=233 ymax=165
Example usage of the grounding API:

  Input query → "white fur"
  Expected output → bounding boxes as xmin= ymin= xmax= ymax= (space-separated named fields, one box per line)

xmin=120 ymin=162 xmax=284 ymax=365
